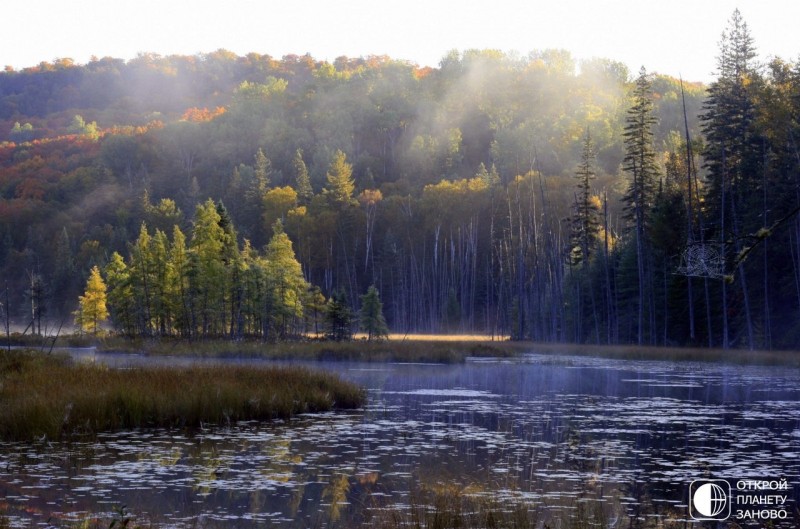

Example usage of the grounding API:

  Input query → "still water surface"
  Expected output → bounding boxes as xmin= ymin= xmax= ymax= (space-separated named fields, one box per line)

xmin=1 ymin=351 xmax=799 ymax=527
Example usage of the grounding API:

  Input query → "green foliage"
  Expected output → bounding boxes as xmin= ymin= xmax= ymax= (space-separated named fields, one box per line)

xmin=68 ymin=114 xmax=99 ymax=140
xmin=326 ymin=289 xmax=353 ymax=341
xmin=359 ymin=285 xmax=389 ymax=340
xmin=264 ymin=220 xmax=308 ymax=338
xmin=9 ymin=122 xmax=34 ymax=143
xmin=622 ymin=67 xmax=659 ymax=229
xmin=324 ymin=150 xmax=356 ymax=207
xmin=570 ymin=129 xmax=600 ymax=265
xmin=1 ymin=30 xmax=799 ymax=349
xmin=91 ymin=199 xmax=313 ymax=340
xmin=293 ymin=148 xmax=313 ymax=203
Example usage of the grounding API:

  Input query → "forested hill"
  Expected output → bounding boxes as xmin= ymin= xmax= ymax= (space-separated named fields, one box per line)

xmin=1 ymin=10 xmax=799 ymax=348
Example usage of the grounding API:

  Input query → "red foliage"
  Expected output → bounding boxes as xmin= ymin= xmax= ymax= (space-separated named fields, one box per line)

xmin=181 ymin=107 xmax=226 ymax=122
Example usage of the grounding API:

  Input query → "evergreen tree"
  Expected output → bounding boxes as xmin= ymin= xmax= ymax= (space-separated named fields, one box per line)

xmin=105 ymin=252 xmax=136 ymax=336
xmin=129 ymin=223 xmax=155 ymax=335
xmin=702 ymin=9 xmax=762 ymax=219
xmin=168 ymin=226 xmax=191 ymax=337
xmin=622 ymin=66 xmax=660 ymax=345
xmin=264 ymin=220 xmax=308 ymax=338
xmin=701 ymin=9 xmax=762 ymax=349
xmin=325 ymin=150 xmax=356 ymax=207
xmin=359 ymin=285 xmax=389 ymax=340
xmin=190 ymin=200 xmax=226 ymax=335
xmin=293 ymin=148 xmax=313 ymax=203
xmin=150 ymin=228 xmax=171 ymax=334
xmin=253 ymin=148 xmax=272 ymax=193
xmin=570 ymin=129 xmax=600 ymax=265
xmin=75 ymin=266 xmax=108 ymax=335
xmin=325 ymin=288 xmax=353 ymax=341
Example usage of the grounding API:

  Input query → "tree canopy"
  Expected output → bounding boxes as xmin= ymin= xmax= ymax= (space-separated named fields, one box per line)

xmin=2 ymin=13 xmax=800 ymax=349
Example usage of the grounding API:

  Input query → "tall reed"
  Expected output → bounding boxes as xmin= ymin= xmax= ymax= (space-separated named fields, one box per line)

xmin=0 ymin=349 xmax=365 ymax=441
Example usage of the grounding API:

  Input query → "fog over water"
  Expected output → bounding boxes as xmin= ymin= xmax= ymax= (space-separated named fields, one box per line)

xmin=1 ymin=352 xmax=798 ymax=527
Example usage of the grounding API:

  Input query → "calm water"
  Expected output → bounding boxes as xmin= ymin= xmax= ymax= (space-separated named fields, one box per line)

xmin=2 ymin=352 xmax=799 ymax=527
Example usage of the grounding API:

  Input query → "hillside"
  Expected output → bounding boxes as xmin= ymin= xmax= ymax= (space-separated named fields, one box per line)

xmin=1 ymin=16 xmax=799 ymax=348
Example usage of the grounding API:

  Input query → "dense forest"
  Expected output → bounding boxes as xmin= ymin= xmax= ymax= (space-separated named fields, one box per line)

xmin=1 ymin=10 xmax=799 ymax=348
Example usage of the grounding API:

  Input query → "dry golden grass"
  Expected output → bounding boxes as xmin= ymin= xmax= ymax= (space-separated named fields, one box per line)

xmin=363 ymin=333 xmax=510 ymax=342
xmin=0 ymin=349 xmax=365 ymax=441
xmin=36 ymin=331 xmax=800 ymax=367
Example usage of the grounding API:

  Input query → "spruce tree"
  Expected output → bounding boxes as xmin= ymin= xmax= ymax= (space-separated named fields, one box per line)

xmin=293 ymin=148 xmax=313 ymax=204
xmin=622 ymin=66 xmax=660 ymax=345
xmin=325 ymin=150 xmax=356 ymax=207
xmin=359 ymin=285 xmax=389 ymax=340
xmin=325 ymin=289 xmax=353 ymax=341
xmin=570 ymin=129 xmax=600 ymax=266
xmin=701 ymin=9 xmax=761 ymax=349
xmin=264 ymin=220 xmax=308 ymax=338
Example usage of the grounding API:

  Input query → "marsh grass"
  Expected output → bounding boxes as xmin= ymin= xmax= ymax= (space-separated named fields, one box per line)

xmin=485 ymin=341 xmax=800 ymax=367
xmin=96 ymin=337 xmax=515 ymax=363
xmin=0 ymin=349 xmax=365 ymax=441
xmin=9 ymin=331 xmax=799 ymax=367
xmin=365 ymin=485 xmax=619 ymax=529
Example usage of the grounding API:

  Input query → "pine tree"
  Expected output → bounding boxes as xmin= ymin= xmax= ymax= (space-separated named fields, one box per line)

xmin=701 ymin=9 xmax=762 ymax=349
xmin=105 ymin=252 xmax=135 ymax=336
xmin=570 ymin=129 xmax=600 ymax=265
xmin=622 ymin=66 xmax=660 ymax=345
xmin=325 ymin=288 xmax=353 ymax=341
xmin=75 ymin=266 xmax=108 ymax=335
xmin=190 ymin=200 xmax=226 ymax=335
xmin=264 ymin=220 xmax=308 ymax=338
xmin=253 ymin=148 xmax=272 ymax=193
xmin=359 ymin=285 xmax=389 ymax=340
xmin=129 ymin=223 xmax=155 ymax=335
xmin=168 ymin=226 xmax=191 ymax=337
xmin=293 ymin=148 xmax=313 ymax=204
xmin=325 ymin=150 xmax=356 ymax=207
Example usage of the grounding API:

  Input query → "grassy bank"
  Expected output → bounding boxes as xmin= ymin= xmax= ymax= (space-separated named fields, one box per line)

xmin=469 ymin=341 xmax=800 ymax=367
xmin=4 ymin=332 xmax=799 ymax=366
xmin=93 ymin=336 xmax=518 ymax=363
xmin=0 ymin=349 xmax=365 ymax=442
xmin=102 ymin=337 xmax=800 ymax=366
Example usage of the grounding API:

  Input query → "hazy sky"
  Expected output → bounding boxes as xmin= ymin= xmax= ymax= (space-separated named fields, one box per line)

xmin=4 ymin=1 xmax=798 ymax=82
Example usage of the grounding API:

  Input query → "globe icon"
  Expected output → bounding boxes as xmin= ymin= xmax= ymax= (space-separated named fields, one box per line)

xmin=693 ymin=482 xmax=728 ymax=518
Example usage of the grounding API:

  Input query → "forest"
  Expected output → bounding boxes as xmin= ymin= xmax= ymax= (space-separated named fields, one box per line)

xmin=1 ymin=10 xmax=798 ymax=349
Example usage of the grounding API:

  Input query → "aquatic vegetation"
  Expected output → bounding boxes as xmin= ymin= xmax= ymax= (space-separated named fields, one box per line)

xmin=0 ymin=349 xmax=365 ymax=441
xmin=95 ymin=336 xmax=510 ymax=363
xmin=2 ymin=355 xmax=798 ymax=528
xmin=85 ymin=335 xmax=800 ymax=366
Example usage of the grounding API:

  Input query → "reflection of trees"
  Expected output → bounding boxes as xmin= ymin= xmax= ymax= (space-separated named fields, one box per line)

xmin=259 ymin=438 xmax=307 ymax=518
xmin=260 ymin=439 xmax=302 ymax=483
xmin=192 ymin=452 xmax=225 ymax=495
xmin=323 ymin=473 xmax=351 ymax=522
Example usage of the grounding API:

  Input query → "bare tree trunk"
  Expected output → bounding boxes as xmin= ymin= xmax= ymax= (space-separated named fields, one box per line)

xmin=729 ymin=192 xmax=755 ymax=350
xmin=762 ymin=143 xmax=772 ymax=349
xmin=681 ymin=79 xmax=696 ymax=340
xmin=603 ymin=192 xmax=614 ymax=344
xmin=721 ymin=154 xmax=730 ymax=350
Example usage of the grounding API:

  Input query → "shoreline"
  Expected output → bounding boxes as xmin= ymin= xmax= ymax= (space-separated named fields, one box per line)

xmin=3 ymin=333 xmax=799 ymax=367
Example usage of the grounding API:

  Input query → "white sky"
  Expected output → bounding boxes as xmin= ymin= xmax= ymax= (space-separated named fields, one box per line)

xmin=3 ymin=1 xmax=798 ymax=83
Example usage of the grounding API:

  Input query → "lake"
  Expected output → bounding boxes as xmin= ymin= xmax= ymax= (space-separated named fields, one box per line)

xmin=1 ymin=351 xmax=799 ymax=527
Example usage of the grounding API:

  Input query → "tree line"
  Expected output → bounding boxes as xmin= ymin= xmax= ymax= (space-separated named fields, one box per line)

xmin=75 ymin=197 xmax=388 ymax=341
xmin=2 ymin=10 xmax=800 ymax=348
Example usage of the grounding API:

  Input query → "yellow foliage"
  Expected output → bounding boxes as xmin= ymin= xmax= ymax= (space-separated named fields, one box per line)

xmin=74 ymin=265 xmax=108 ymax=335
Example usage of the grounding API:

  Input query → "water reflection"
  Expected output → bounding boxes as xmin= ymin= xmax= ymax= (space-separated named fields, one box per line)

xmin=1 ymin=353 xmax=799 ymax=527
